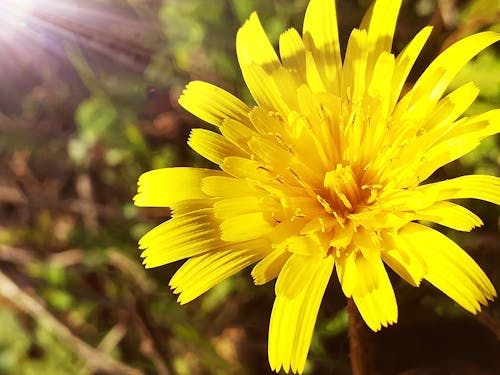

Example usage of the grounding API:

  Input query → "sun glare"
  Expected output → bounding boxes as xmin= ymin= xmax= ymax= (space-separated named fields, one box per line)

xmin=0 ymin=0 xmax=37 ymax=38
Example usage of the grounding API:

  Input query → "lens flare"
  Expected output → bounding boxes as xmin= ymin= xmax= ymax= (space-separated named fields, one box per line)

xmin=0 ymin=0 xmax=36 ymax=38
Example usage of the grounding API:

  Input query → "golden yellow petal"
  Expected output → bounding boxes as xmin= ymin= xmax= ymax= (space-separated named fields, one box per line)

xmin=341 ymin=29 xmax=368 ymax=103
xmin=399 ymin=223 xmax=496 ymax=313
xmin=178 ymin=81 xmax=250 ymax=127
xmin=363 ymin=0 xmax=402 ymax=83
xmin=276 ymin=254 xmax=321 ymax=298
xmin=302 ymin=0 xmax=342 ymax=94
xmin=381 ymin=231 xmax=427 ymax=287
xmin=251 ymin=247 xmax=291 ymax=285
xmin=240 ymin=63 xmax=291 ymax=113
xmin=414 ymin=201 xmax=483 ymax=232
xmin=268 ymin=255 xmax=333 ymax=374
xmin=220 ymin=212 xmax=272 ymax=242
xmin=201 ymin=175 xmax=259 ymax=198
xmin=396 ymin=32 xmax=500 ymax=119
xmin=139 ymin=208 xmax=222 ymax=268
xmin=415 ymin=110 xmax=500 ymax=181
xmin=134 ymin=167 xmax=225 ymax=207
xmin=236 ymin=12 xmax=281 ymax=74
xmin=170 ymin=238 xmax=269 ymax=304
xmin=352 ymin=256 xmax=398 ymax=331
xmin=421 ymin=82 xmax=479 ymax=132
xmin=417 ymin=175 xmax=500 ymax=206
xmin=390 ymin=26 xmax=433 ymax=111
xmin=280 ymin=28 xmax=307 ymax=83
xmin=188 ymin=128 xmax=246 ymax=165
xmin=213 ymin=196 xmax=263 ymax=220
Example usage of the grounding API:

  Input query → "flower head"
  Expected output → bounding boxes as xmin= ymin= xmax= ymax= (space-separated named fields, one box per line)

xmin=135 ymin=0 xmax=499 ymax=373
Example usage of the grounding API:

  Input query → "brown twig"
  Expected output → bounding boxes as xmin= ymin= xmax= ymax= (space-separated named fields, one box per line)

xmin=347 ymin=298 xmax=374 ymax=375
xmin=0 ymin=269 xmax=143 ymax=375
xmin=134 ymin=297 xmax=176 ymax=375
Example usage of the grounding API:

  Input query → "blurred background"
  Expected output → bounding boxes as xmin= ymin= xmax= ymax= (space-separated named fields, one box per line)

xmin=0 ymin=0 xmax=499 ymax=374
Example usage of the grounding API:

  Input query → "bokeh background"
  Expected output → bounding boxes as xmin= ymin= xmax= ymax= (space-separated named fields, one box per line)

xmin=0 ymin=0 xmax=499 ymax=374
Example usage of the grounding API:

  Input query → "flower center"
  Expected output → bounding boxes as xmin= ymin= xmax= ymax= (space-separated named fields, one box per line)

xmin=318 ymin=164 xmax=382 ymax=222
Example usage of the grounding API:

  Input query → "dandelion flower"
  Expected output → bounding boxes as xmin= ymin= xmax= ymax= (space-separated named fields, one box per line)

xmin=135 ymin=0 xmax=499 ymax=372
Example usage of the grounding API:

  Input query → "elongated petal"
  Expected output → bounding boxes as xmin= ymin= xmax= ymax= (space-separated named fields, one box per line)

xmin=280 ymin=28 xmax=307 ymax=82
xmin=381 ymin=230 xmax=427 ymax=287
xmin=213 ymin=196 xmax=263 ymax=220
xmin=188 ymin=128 xmax=246 ymax=165
xmin=341 ymin=29 xmax=368 ymax=103
xmin=364 ymin=0 xmax=402 ymax=82
xmin=170 ymin=238 xmax=269 ymax=304
xmin=414 ymin=201 xmax=483 ymax=231
xmin=201 ymin=175 xmax=260 ymax=198
xmin=396 ymin=32 xmax=500 ymax=118
xmin=275 ymin=254 xmax=320 ymax=298
xmin=303 ymin=0 xmax=342 ymax=94
xmin=236 ymin=12 xmax=281 ymax=73
xmin=417 ymin=175 xmax=500 ymax=205
xmin=239 ymin=63 xmax=292 ymax=113
xmin=269 ymin=255 xmax=333 ymax=373
xmin=399 ymin=223 xmax=496 ymax=313
xmin=415 ymin=110 xmax=500 ymax=181
xmin=220 ymin=212 xmax=272 ymax=242
xmin=134 ymin=168 xmax=224 ymax=207
xmin=352 ymin=255 xmax=398 ymax=331
xmin=139 ymin=209 xmax=222 ymax=267
xmin=251 ymin=247 xmax=291 ymax=285
xmin=390 ymin=26 xmax=433 ymax=110
xmin=178 ymin=81 xmax=251 ymax=127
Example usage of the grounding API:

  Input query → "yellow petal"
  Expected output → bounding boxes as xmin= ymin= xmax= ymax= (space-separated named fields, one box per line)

xmin=170 ymin=238 xmax=269 ymax=304
xmin=139 ymin=208 xmax=222 ymax=267
xmin=219 ymin=117 xmax=259 ymax=154
xmin=363 ymin=0 xmax=402 ymax=82
xmin=352 ymin=255 xmax=398 ymax=331
xmin=415 ymin=110 xmax=500 ymax=181
xmin=201 ymin=175 xmax=259 ymax=198
xmin=239 ymin=63 xmax=291 ymax=114
xmin=276 ymin=254 xmax=321 ymax=298
xmin=178 ymin=81 xmax=250 ymax=127
xmin=367 ymin=52 xmax=395 ymax=121
xmin=221 ymin=156 xmax=272 ymax=181
xmin=188 ymin=128 xmax=246 ymax=165
xmin=236 ymin=13 xmax=291 ymax=112
xmin=248 ymin=106 xmax=288 ymax=137
xmin=417 ymin=175 xmax=500 ymax=206
xmin=396 ymin=32 xmax=500 ymax=117
xmin=399 ymin=223 xmax=496 ymax=313
xmin=280 ymin=28 xmax=307 ymax=83
xmin=390 ymin=26 xmax=433 ymax=110
xmin=414 ymin=201 xmax=483 ymax=232
xmin=381 ymin=231 xmax=426 ymax=287
xmin=247 ymin=136 xmax=293 ymax=174
xmin=268 ymin=255 xmax=333 ymax=373
xmin=302 ymin=0 xmax=342 ymax=94
xmin=341 ymin=29 xmax=368 ymax=103
xmin=220 ymin=212 xmax=272 ymax=242
xmin=214 ymin=196 xmax=263 ymax=221
xmin=335 ymin=250 xmax=358 ymax=297
xmin=236 ymin=12 xmax=281 ymax=74
xmin=421 ymin=82 xmax=479 ymax=132
xmin=134 ymin=167 xmax=224 ymax=207
xmin=251 ymin=247 xmax=291 ymax=285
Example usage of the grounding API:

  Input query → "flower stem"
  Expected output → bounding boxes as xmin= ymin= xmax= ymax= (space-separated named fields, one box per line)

xmin=347 ymin=298 xmax=374 ymax=375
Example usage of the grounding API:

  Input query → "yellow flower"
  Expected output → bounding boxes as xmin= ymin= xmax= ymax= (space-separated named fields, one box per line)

xmin=135 ymin=0 xmax=499 ymax=373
